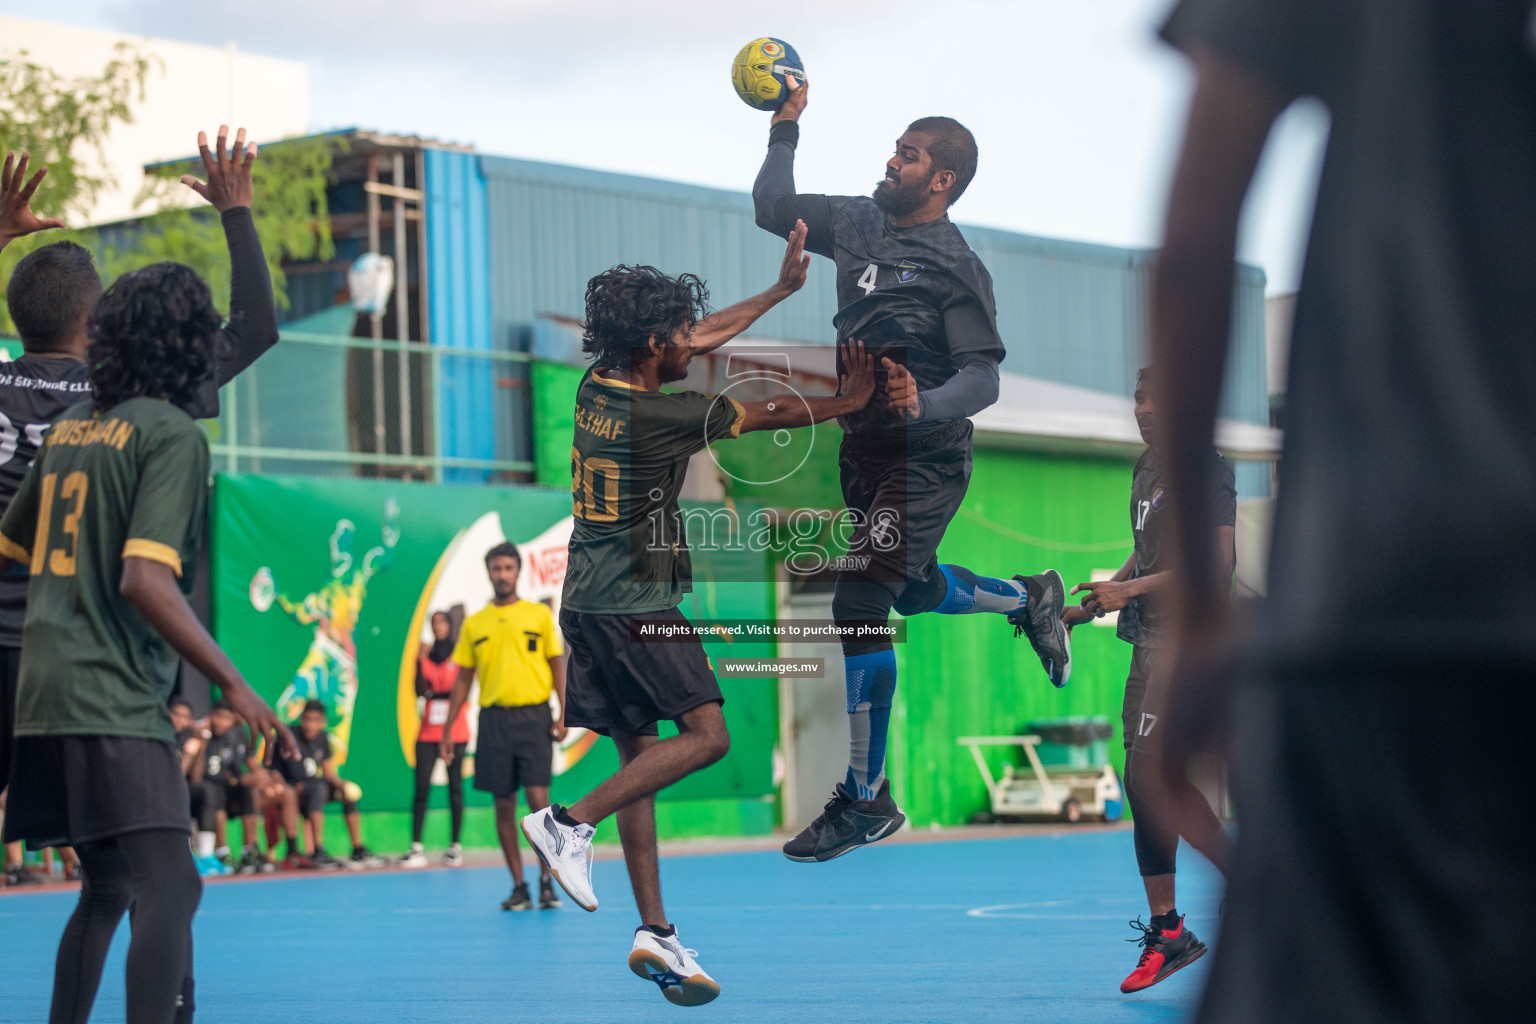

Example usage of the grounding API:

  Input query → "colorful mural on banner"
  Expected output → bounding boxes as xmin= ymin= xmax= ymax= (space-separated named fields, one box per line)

xmin=211 ymin=475 xmax=779 ymax=822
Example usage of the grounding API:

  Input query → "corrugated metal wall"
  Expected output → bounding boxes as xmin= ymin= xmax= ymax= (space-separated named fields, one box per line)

xmin=476 ymin=153 xmax=1269 ymax=435
xmin=424 ymin=147 xmax=496 ymax=481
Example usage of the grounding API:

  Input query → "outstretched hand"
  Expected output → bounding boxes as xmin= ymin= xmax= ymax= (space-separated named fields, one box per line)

xmin=0 ymin=152 xmax=65 ymax=245
xmin=225 ymin=682 xmax=298 ymax=764
xmin=181 ymin=125 xmax=257 ymax=212
xmin=882 ymin=357 xmax=920 ymax=420
xmin=772 ymin=75 xmax=809 ymax=126
xmin=774 ymin=219 xmax=810 ymax=296
xmin=839 ymin=340 xmax=876 ymax=407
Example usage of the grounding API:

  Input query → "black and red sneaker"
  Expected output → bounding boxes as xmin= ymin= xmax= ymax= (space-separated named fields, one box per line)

xmin=1120 ymin=915 xmax=1208 ymax=993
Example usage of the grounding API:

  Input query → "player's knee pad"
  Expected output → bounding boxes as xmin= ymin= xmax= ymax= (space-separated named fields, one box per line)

xmin=893 ymin=571 xmax=949 ymax=617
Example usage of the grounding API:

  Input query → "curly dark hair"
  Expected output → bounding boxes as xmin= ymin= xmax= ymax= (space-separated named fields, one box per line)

xmin=87 ymin=262 xmax=223 ymax=412
xmin=581 ymin=265 xmax=711 ymax=370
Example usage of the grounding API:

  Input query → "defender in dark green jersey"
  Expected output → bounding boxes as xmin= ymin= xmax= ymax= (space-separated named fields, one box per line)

xmin=523 ymin=228 xmax=876 ymax=1006
xmin=0 ymin=258 xmax=294 ymax=1024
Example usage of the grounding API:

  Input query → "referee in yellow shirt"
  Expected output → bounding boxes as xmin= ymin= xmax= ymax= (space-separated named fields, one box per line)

xmin=439 ymin=542 xmax=567 ymax=911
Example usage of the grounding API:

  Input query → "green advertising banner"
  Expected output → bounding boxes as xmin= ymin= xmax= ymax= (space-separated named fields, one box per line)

xmin=210 ymin=475 xmax=779 ymax=844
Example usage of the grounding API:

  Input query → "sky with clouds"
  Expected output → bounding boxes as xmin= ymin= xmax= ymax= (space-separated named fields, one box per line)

xmin=1 ymin=0 xmax=1329 ymax=292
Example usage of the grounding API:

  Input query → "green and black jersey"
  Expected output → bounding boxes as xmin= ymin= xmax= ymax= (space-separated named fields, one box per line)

xmin=0 ymin=397 xmax=209 ymax=742
xmin=561 ymin=368 xmax=745 ymax=615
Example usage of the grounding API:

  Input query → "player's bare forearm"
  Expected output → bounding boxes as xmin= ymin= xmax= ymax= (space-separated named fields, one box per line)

xmin=1154 ymin=49 xmax=1282 ymax=621
xmin=691 ymin=287 xmax=789 ymax=355
xmin=692 ymin=221 xmax=809 ymax=354
xmin=121 ymin=557 xmax=296 ymax=758
xmin=738 ymin=340 xmax=874 ymax=433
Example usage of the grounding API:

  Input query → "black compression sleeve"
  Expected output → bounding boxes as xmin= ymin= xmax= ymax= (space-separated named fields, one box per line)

xmin=186 ymin=207 xmax=279 ymax=420
xmin=752 ymin=123 xmax=837 ymax=257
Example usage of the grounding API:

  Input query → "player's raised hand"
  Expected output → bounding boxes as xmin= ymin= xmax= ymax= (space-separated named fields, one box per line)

xmin=882 ymin=357 xmax=920 ymax=419
xmin=840 ymin=340 xmax=876 ymax=407
xmin=774 ymin=219 xmax=810 ymax=296
xmin=0 ymin=152 xmax=65 ymax=245
xmin=181 ymin=126 xmax=258 ymax=212
xmin=772 ymin=75 xmax=808 ymax=125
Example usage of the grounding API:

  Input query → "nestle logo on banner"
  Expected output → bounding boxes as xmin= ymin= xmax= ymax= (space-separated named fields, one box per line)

xmin=526 ymin=548 xmax=568 ymax=588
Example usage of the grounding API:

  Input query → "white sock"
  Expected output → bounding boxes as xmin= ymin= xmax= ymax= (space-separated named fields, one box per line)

xmin=196 ymin=832 xmax=217 ymax=859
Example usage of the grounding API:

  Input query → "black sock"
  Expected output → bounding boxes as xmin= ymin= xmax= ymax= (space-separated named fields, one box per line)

xmin=1151 ymin=909 xmax=1180 ymax=931
xmin=641 ymin=923 xmax=676 ymax=938
xmin=553 ymin=805 xmax=581 ymax=827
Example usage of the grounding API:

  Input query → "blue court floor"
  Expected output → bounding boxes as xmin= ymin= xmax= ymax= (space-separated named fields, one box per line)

xmin=0 ymin=829 xmax=1220 ymax=1024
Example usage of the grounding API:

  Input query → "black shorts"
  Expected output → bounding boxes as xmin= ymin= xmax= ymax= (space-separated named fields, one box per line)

xmin=838 ymin=420 xmax=972 ymax=591
xmin=295 ymin=778 xmax=357 ymax=817
xmin=0 ymin=643 xmax=19 ymax=794
xmin=560 ymin=606 xmax=724 ymax=739
xmin=1121 ymin=645 xmax=1167 ymax=756
xmin=473 ymin=704 xmax=553 ymax=797
xmin=3 ymin=735 xmax=190 ymax=849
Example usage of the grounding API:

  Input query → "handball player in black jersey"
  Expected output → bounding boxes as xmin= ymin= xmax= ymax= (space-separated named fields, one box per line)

xmin=752 ymin=79 xmax=1069 ymax=862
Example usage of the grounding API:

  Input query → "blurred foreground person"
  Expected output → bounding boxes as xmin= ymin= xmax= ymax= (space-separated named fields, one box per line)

xmin=1152 ymin=1 xmax=1536 ymax=1020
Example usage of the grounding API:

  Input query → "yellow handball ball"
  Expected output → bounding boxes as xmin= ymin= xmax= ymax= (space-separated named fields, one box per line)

xmin=731 ymin=37 xmax=805 ymax=112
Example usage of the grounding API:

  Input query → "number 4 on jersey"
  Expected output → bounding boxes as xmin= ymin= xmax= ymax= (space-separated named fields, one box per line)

xmin=857 ymin=263 xmax=878 ymax=295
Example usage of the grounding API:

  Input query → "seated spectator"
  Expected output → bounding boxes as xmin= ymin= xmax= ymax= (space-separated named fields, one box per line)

xmin=277 ymin=700 xmax=385 ymax=870
xmin=259 ymin=757 xmax=310 ymax=869
xmin=189 ymin=700 xmax=270 ymax=875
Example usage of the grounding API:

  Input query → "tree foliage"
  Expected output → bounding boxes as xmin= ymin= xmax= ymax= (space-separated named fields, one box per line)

xmin=1 ymin=45 xmax=336 ymax=335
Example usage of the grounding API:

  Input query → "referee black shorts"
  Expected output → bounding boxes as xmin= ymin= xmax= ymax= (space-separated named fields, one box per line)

xmin=473 ymin=704 xmax=553 ymax=798
xmin=559 ymin=606 xmax=724 ymax=739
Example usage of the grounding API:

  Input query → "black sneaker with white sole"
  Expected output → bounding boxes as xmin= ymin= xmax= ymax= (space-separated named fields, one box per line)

xmin=782 ymin=779 xmax=905 ymax=862
xmin=539 ymin=879 xmax=562 ymax=910
xmin=501 ymin=883 xmax=532 ymax=912
xmin=1008 ymin=569 xmax=1071 ymax=687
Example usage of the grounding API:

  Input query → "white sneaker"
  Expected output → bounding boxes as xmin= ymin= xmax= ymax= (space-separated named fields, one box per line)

xmin=628 ymin=927 xmax=720 ymax=1006
xmin=400 ymin=843 xmax=428 ymax=869
xmin=520 ymin=807 xmax=597 ymax=912
xmin=441 ymin=843 xmax=463 ymax=868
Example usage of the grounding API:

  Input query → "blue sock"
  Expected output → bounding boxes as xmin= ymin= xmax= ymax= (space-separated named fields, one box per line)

xmin=844 ymin=648 xmax=898 ymax=800
xmin=932 ymin=564 xmax=1027 ymax=615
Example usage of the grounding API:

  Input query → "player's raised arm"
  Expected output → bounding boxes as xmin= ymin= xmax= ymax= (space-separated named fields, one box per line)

xmin=736 ymin=339 xmax=875 ymax=433
xmin=690 ymin=220 xmax=810 ymax=354
xmin=752 ymin=79 xmax=839 ymax=257
xmin=180 ymin=126 xmax=280 ymax=418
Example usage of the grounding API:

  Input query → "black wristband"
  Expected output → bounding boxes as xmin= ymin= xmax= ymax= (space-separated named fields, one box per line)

xmin=768 ymin=120 xmax=800 ymax=150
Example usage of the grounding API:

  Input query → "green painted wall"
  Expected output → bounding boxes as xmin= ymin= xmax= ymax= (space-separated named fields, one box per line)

xmin=888 ymin=447 xmax=1136 ymax=827
xmin=210 ymin=474 xmax=781 ymax=848
xmin=532 ymin=359 xmax=582 ymax=487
